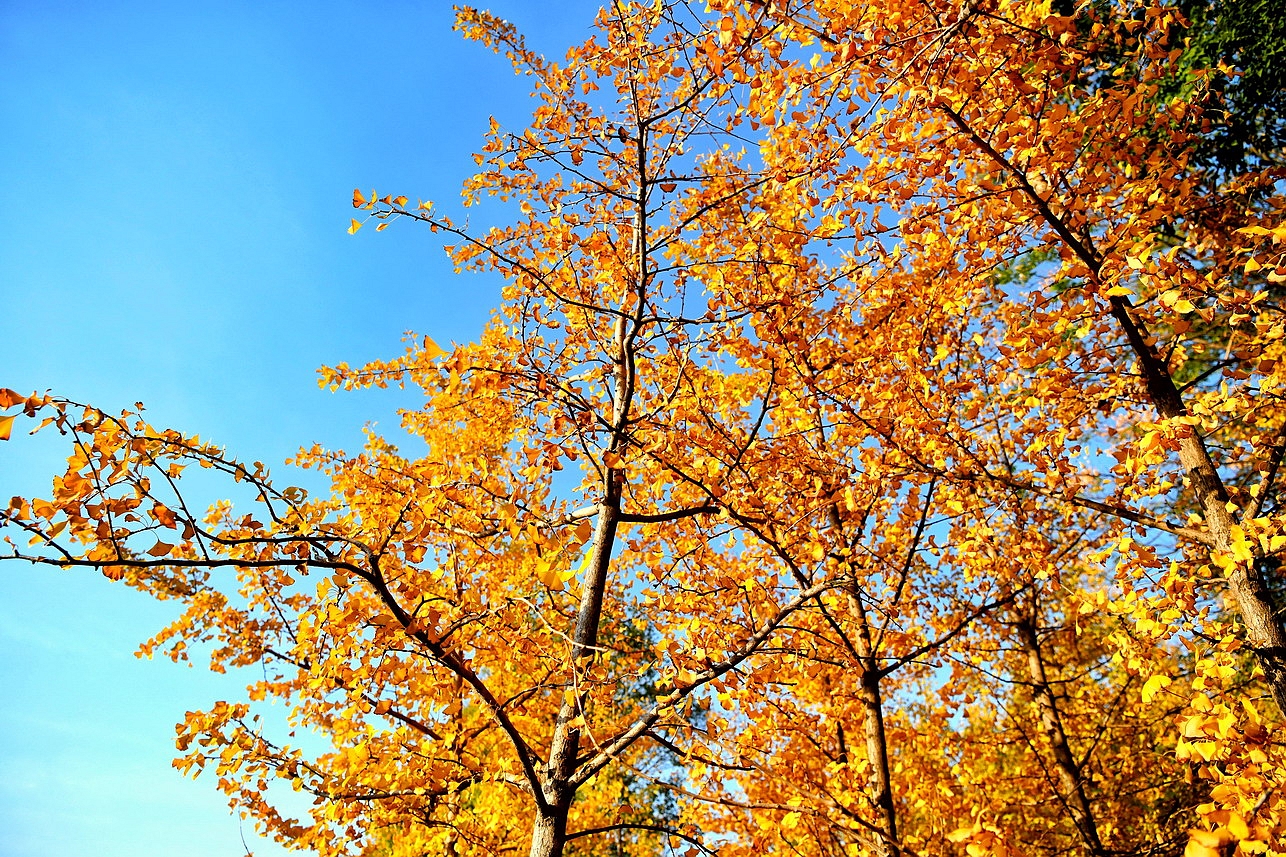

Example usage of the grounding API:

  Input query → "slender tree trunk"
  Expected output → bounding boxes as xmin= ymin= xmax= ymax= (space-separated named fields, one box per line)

xmin=528 ymin=491 xmax=622 ymax=857
xmin=939 ymin=104 xmax=1286 ymax=713
xmin=811 ymin=367 xmax=901 ymax=854
xmin=850 ymin=586 xmax=900 ymax=857
xmin=528 ymin=143 xmax=644 ymax=857
xmin=1107 ymin=298 xmax=1286 ymax=712
xmin=1014 ymin=613 xmax=1108 ymax=857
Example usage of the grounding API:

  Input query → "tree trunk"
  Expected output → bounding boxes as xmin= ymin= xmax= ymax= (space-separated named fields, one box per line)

xmin=526 ymin=171 xmax=639 ymax=857
xmin=527 ymin=485 xmax=622 ymax=857
xmin=943 ymin=103 xmax=1286 ymax=711
xmin=1015 ymin=613 xmax=1108 ymax=857
xmin=528 ymin=807 xmax=569 ymax=857
xmin=850 ymin=585 xmax=900 ymax=857
xmin=1107 ymin=297 xmax=1286 ymax=713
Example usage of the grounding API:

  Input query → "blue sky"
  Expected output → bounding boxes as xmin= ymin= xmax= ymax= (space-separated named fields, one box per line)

xmin=0 ymin=2 xmax=595 ymax=854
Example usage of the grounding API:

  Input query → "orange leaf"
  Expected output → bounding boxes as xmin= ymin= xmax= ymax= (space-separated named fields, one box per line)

xmin=147 ymin=541 xmax=175 ymax=558
xmin=0 ymin=414 xmax=14 ymax=441
xmin=153 ymin=503 xmax=177 ymax=528
xmin=352 ymin=188 xmax=366 ymax=208
xmin=348 ymin=219 xmax=363 ymax=235
xmin=0 ymin=388 xmax=23 ymax=409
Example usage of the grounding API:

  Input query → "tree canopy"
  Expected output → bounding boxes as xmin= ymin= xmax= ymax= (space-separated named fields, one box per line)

xmin=3 ymin=2 xmax=1285 ymax=857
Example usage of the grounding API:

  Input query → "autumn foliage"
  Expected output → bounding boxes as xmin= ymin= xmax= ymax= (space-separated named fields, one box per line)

xmin=3 ymin=1 xmax=1285 ymax=856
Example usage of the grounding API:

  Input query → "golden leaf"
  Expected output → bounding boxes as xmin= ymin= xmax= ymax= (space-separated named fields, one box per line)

xmin=422 ymin=336 xmax=447 ymax=359
xmin=1140 ymin=674 xmax=1170 ymax=703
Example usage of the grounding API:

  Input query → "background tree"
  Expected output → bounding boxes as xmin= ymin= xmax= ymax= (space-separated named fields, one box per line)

xmin=729 ymin=0 xmax=1286 ymax=851
xmin=1170 ymin=0 xmax=1286 ymax=178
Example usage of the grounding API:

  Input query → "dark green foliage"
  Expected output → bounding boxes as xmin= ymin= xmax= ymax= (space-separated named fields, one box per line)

xmin=1174 ymin=0 xmax=1286 ymax=176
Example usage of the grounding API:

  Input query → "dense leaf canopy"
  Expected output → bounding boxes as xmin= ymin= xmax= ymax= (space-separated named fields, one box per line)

xmin=3 ymin=2 xmax=1285 ymax=856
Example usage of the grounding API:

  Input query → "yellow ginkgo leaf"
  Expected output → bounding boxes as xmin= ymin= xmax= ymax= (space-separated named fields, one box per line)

xmin=534 ymin=556 xmax=564 ymax=591
xmin=423 ymin=336 xmax=447 ymax=360
xmin=1141 ymin=674 xmax=1171 ymax=703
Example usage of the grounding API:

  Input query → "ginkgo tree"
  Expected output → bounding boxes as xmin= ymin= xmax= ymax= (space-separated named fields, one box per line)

xmin=4 ymin=0 xmax=1286 ymax=856
xmin=723 ymin=0 xmax=1286 ymax=852
xmin=1 ymin=4 xmax=930 ymax=856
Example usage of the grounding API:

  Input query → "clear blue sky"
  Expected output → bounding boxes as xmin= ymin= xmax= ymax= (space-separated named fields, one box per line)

xmin=0 ymin=2 xmax=594 ymax=854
